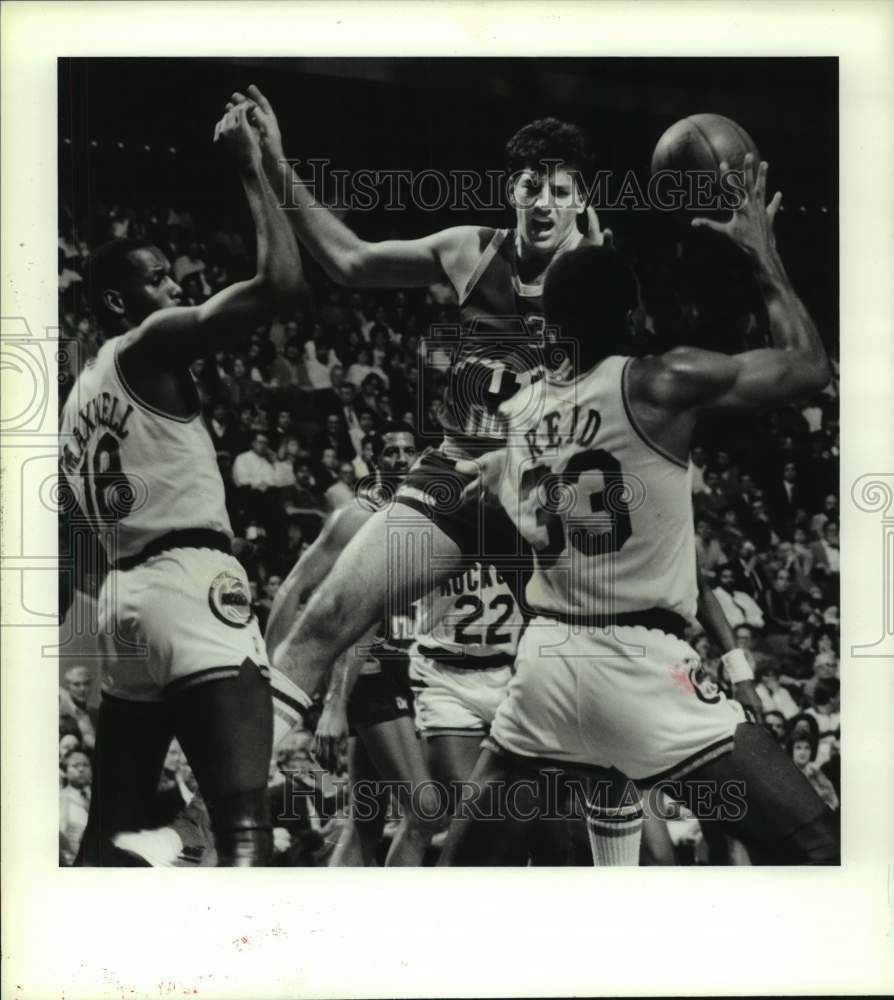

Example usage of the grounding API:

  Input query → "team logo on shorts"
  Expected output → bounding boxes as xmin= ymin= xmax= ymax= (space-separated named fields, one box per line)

xmin=208 ymin=571 xmax=252 ymax=628
xmin=689 ymin=662 xmax=722 ymax=704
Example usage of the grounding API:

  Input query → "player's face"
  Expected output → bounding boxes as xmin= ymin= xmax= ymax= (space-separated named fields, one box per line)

xmin=122 ymin=247 xmax=182 ymax=322
xmin=378 ymin=432 xmax=417 ymax=477
xmin=513 ymin=166 xmax=584 ymax=257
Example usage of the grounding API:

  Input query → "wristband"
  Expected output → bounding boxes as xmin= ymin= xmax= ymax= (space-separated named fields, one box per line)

xmin=721 ymin=648 xmax=754 ymax=685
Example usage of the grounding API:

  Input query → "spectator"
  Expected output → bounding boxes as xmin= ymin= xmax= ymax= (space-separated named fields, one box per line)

xmin=59 ymin=750 xmax=92 ymax=865
xmin=763 ymin=567 xmax=800 ymax=634
xmin=754 ymin=664 xmax=800 ymax=720
xmin=805 ymin=678 xmax=840 ymax=739
xmin=205 ymin=400 xmax=239 ymax=457
xmin=270 ymin=408 xmax=298 ymax=450
xmin=808 ymin=521 xmax=840 ymax=576
xmin=695 ymin=518 xmax=726 ymax=582
xmin=717 ymin=508 xmax=745 ymax=557
xmin=763 ymin=710 xmax=787 ymax=746
xmin=810 ymin=493 xmax=839 ymax=537
xmin=693 ymin=468 xmax=728 ymax=521
xmin=58 ymin=733 xmax=81 ymax=786
xmin=735 ymin=540 xmax=767 ymax=601
xmin=712 ymin=564 xmax=765 ymax=630
xmin=767 ymin=460 xmax=809 ymax=531
xmin=689 ymin=450 xmax=707 ymax=497
xmin=790 ymin=737 xmax=838 ymax=812
xmin=232 ymin=432 xmax=277 ymax=492
xmin=272 ymin=436 xmax=300 ymax=489
xmin=338 ymin=462 xmax=357 ymax=491
xmin=59 ymin=665 xmax=98 ymax=751
xmin=315 ymin=413 xmax=353 ymax=463
xmin=304 ymin=340 xmax=342 ymax=390
xmin=745 ymin=497 xmax=778 ymax=552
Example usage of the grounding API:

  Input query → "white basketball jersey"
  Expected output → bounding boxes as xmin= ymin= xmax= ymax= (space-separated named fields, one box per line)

xmin=499 ymin=355 xmax=697 ymax=622
xmin=413 ymin=562 xmax=522 ymax=661
xmin=59 ymin=336 xmax=232 ymax=562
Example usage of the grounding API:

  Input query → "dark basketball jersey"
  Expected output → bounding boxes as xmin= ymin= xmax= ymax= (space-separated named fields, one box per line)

xmin=440 ymin=228 xmax=547 ymax=450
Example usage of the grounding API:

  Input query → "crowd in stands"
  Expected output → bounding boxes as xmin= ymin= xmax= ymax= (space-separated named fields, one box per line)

xmin=58 ymin=201 xmax=840 ymax=864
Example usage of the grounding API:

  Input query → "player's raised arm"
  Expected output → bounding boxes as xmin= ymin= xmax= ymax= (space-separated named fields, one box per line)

xmin=631 ymin=155 xmax=830 ymax=414
xmin=126 ymin=104 xmax=305 ymax=364
xmin=229 ymin=85 xmax=478 ymax=290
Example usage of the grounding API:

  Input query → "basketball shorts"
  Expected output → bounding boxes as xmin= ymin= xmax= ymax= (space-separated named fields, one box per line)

xmin=409 ymin=646 xmax=513 ymax=738
xmin=486 ymin=616 xmax=745 ymax=784
xmin=346 ymin=666 xmax=415 ymax=734
xmin=98 ymin=546 xmax=269 ymax=702
xmin=393 ymin=447 xmax=531 ymax=604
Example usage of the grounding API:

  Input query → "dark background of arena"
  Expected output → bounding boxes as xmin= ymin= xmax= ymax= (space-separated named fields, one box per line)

xmin=57 ymin=57 xmax=840 ymax=866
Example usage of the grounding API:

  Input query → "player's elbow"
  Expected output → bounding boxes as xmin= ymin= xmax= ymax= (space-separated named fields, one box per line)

xmin=789 ymin=353 xmax=832 ymax=398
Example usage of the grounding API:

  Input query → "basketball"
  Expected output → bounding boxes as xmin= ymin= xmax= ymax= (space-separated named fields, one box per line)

xmin=650 ymin=113 xmax=760 ymax=175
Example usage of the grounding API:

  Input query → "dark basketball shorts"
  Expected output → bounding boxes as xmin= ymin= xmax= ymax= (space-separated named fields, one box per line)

xmin=347 ymin=667 xmax=415 ymax=735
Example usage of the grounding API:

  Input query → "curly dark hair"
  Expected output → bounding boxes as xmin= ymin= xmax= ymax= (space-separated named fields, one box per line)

xmin=505 ymin=117 xmax=593 ymax=182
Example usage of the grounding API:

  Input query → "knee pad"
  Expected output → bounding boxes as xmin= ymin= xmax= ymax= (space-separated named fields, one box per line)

xmin=207 ymin=786 xmax=273 ymax=867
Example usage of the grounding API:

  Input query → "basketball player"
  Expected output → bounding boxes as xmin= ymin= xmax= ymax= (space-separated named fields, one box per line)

xmin=266 ymin=423 xmax=441 ymax=866
xmin=230 ymin=84 xmax=601 ymax=721
xmin=228 ymin=85 xmax=640 ymax=864
xmin=60 ymin=104 xmax=304 ymax=866
xmin=440 ymin=156 xmax=839 ymax=866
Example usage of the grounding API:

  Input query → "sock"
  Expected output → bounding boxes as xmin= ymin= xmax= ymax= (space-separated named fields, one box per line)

xmin=586 ymin=799 xmax=644 ymax=866
xmin=269 ymin=666 xmax=315 ymax=748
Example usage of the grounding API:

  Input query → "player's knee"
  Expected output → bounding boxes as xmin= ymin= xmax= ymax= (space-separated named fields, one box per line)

xmin=206 ymin=786 xmax=272 ymax=867
xmin=407 ymin=781 xmax=449 ymax=831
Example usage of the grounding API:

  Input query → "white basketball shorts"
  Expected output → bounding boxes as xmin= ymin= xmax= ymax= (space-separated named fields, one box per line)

xmin=97 ymin=546 xmax=269 ymax=702
xmin=409 ymin=646 xmax=513 ymax=738
xmin=486 ymin=616 xmax=745 ymax=783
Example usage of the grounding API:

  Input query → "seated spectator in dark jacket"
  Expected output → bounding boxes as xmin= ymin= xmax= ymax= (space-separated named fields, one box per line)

xmin=693 ymin=468 xmax=729 ymax=522
xmin=314 ymin=413 xmax=354 ymax=463
xmin=767 ymin=461 xmax=812 ymax=532
xmin=745 ymin=497 xmax=778 ymax=552
xmin=763 ymin=567 xmax=800 ymax=634
xmin=735 ymin=539 xmax=768 ymax=601
xmin=204 ymin=400 xmax=240 ymax=458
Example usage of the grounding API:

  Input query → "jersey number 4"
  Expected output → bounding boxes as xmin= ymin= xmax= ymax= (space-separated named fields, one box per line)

xmin=519 ymin=449 xmax=632 ymax=568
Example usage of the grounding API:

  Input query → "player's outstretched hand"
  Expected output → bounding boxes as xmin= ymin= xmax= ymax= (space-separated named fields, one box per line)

xmin=579 ymin=206 xmax=613 ymax=248
xmin=691 ymin=154 xmax=782 ymax=261
xmin=213 ymin=103 xmax=262 ymax=172
xmin=226 ymin=84 xmax=284 ymax=163
xmin=313 ymin=700 xmax=349 ymax=774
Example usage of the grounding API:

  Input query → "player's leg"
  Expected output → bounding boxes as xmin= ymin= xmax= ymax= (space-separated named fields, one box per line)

xmin=329 ymin=736 xmax=387 ymax=866
xmin=680 ymin=721 xmax=839 ymax=865
xmin=640 ymin=814 xmax=677 ymax=866
xmin=77 ymin=694 xmax=174 ymax=865
xmin=167 ymin=660 xmax=274 ymax=867
xmin=273 ymin=506 xmax=465 ymax=702
xmin=356 ymin=716 xmax=443 ymax=867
